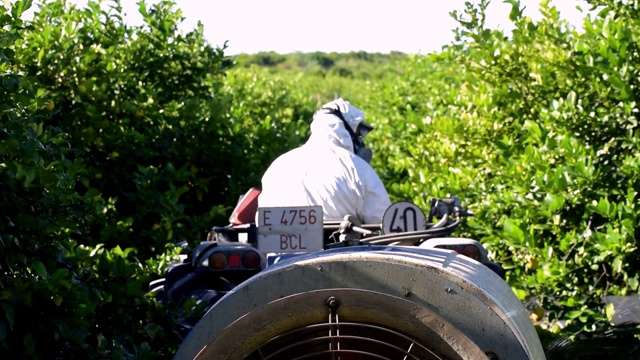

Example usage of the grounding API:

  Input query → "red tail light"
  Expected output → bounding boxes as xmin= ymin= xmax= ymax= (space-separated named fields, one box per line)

xmin=242 ymin=251 xmax=261 ymax=269
xmin=228 ymin=253 xmax=241 ymax=268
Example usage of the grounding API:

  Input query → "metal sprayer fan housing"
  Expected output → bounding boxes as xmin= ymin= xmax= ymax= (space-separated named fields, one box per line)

xmin=175 ymin=246 xmax=545 ymax=360
xmin=209 ymin=289 xmax=485 ymax=359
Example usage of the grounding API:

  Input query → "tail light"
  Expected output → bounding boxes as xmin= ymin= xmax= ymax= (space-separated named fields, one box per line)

xmin=209 ymin=252 xmax=228 ymax=270
xmin=204 ymin=246 xmax=262 ymax=271
xmin=242 ymin=251 xmax=261 ymax=269
xmin=228 ymin=253 xmax=241 ymax=268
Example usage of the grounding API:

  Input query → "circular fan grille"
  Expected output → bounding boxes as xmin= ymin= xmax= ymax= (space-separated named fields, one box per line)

xmin=193 ymin=289 xmax=487 ymax=360
xmin=245 ymin=320 xmax=444 ymax=360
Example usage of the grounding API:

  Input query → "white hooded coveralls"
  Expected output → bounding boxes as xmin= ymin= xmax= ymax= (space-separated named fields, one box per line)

xmin=258 ymin=100 xmax=391 ymax=224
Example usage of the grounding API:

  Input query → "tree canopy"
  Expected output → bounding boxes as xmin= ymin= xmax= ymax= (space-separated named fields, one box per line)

xmin=1 ymin=0 xmax=639 ymax=358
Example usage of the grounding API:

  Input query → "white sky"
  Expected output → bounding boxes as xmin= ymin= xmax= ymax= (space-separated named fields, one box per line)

xmin=31 ymin=0 xmax=591 ymax=55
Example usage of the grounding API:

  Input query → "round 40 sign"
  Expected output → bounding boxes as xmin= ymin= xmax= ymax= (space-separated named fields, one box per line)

xmin=381 ymin=202 xmax=427 ymax=234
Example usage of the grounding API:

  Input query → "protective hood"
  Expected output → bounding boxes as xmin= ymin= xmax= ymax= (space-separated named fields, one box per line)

xmin=307 ymin=110 xmax=355 ymax=153
xmin=319 ymin=98 xmax=373 ymax=135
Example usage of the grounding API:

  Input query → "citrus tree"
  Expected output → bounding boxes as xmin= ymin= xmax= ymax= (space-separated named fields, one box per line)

xmin=4 ymin=0 xmax=640 ymax=357
xmin=2 ymin=0 xmax=321 ymax=357
xmin=372 ymin=0 xmax=640 ymax=335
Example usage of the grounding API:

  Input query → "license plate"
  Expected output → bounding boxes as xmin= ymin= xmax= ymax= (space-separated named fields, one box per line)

xmin=257 ymin=206 xmax=323 ymax=254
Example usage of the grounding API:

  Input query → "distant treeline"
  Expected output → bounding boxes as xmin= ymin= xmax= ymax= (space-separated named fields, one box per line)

xmin=232 ymin=51 xmax=410 ymax=78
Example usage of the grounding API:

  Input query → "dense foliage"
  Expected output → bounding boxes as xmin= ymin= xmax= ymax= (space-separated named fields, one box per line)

xmin=1 ymin=0 xmax=639 ymax=358
xmin=1 ymin=0 xmax=313 ymax=358
xmin=370 ymin=0 xmax=640 ymax=336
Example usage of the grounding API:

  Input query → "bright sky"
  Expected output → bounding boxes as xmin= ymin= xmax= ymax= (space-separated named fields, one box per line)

xmin=38 ymin=0 xmax=590 ymax=55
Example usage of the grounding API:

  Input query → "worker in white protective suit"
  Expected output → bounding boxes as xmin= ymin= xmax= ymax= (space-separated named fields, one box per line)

xmin=258 ymin=98 xmax=391 ymax=224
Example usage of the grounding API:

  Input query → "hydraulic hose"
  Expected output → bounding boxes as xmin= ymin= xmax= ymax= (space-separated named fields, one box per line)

xmin=360 ymin=217 xmax=462 ymax=245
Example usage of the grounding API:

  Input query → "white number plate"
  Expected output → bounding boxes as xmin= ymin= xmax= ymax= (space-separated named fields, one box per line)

xmin=257 ymin=206 xmax=324 ymax=254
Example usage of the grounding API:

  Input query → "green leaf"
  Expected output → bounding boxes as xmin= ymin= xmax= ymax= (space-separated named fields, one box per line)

xmin=31 ymin=260 xmax=47 ymax=278
xmin=16 ymin=164 xmax=36 ymax=186
xmin=592 ymin=197 xmax=611 ymax=217
xmin=605 ymin=302 xmax=616 ymax=321
xmin=10 ymin=0 xmax=33 ymax=19
xmin=506 ymin=0 xmax=522 ymax=22
xmin=512 ymin=287 xmax=527 ymax=301
xmin=523 ymin=120 xmax=542 ymax=143
xmin=138 ymin=0 xmax=148 ymax=17
xmin=612 ymin=256 xmax=623 ymax=274
xmin=565 ymin=310 xmax=584 ymax=319
xmin=503 ymin=218 xmax=525 ymax=243
xmin=112 ymin=245 xmax=124 ymax=257
xmin=545 ymin=193 xmax=565 ymax=213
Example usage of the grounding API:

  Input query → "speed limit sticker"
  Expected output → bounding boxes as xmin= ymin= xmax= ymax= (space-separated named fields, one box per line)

xmin=381 ymin=202 xmax=426 ymax=234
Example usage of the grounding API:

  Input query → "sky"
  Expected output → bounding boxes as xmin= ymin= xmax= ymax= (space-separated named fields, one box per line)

xmin=49 ymin=0 xmax=591 ymax=55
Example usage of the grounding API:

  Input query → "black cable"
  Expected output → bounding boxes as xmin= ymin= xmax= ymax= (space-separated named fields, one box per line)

xmin=359 ymin=218 xmax=462 ymax=245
